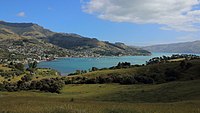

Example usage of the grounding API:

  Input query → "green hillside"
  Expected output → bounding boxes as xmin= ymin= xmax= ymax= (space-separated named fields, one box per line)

xmin=0 ymin=21 xmax=151 ymax=58
xmin=0 ymin=21 xmax=53 ymax=38
xmin=68 ymin=59 xmax=200 ymax=84
xmin=0 ymin=57 xmax=200 ymax=113
xmin=0 ymin=80 xmax=199 ymax=113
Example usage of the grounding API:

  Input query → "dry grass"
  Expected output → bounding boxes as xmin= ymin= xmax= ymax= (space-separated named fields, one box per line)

xmin=168 ymin=58 xmax=185 ymax=62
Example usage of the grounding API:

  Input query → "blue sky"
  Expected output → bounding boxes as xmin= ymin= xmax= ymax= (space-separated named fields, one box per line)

xmin=0 ymin=0 xmax=200 ymax=46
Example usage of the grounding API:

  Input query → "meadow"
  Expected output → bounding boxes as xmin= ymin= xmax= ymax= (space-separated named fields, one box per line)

xmin=1 ymin=58 xmax=200 ymax=113
xmin=0 ymin=79 xmax=200 ymax=113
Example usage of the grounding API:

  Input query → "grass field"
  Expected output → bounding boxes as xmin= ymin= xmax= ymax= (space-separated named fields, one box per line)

xmin=0 ymin=59 xmax=200 ymax=113
xmin=0 ymin=64 xmax=11 ymax=71
xmin=0 ymin=80 xmax=200 ymax=113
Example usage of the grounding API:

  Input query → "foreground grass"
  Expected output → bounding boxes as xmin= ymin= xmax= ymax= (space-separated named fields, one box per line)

xmin=0 ymin=80 xmax=200 ymax=113
xmin=0 ymin=98 xmax=199 ymax=113
xmin=0 ymin=64 xmax=11 ymax=71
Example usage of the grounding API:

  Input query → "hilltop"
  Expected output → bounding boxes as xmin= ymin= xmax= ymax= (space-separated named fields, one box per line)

xmin=0 ymin=21 xmax=151 ymax=62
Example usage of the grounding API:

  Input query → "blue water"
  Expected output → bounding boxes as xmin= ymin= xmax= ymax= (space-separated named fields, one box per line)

xmin=38 ymin=53 xmax=179 ymax=75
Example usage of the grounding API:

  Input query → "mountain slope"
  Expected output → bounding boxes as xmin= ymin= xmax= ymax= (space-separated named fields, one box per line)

xmin=0 ymin=21 xmax=54 ymax=38
xmin=143 ymin=40 xmax=200 ymax=53
xmin=47 ymin=33 xmax=151 ymax=56
xmin=0 ymin=21 xmax=151 ymax=59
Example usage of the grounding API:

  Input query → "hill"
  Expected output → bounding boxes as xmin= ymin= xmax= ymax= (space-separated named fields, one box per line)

xmin=67 ymin=58 xmax=200 ymax=85
xmin=0 ymin=21 xmax=151 ymax=61
xmin=143 ymin=40 xmax=200 ymax=53
xmin=0 ymin=56 xmax=200 ymax=113
xmin=0 ymin=80 xmax=200 ymax=113
xmin=0 ymin=21 xmax=53 ymax=38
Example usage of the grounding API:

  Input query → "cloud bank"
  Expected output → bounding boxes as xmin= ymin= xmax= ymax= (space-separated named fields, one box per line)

xmin=83 ymin=0 xmax=200 ymax=32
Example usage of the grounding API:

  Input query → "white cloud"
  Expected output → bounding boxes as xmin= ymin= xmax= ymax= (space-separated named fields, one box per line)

xmin=82 ymin=0 xmax=200 ymax=32
xmin=17 ymin=12 xmax=26 ymax=17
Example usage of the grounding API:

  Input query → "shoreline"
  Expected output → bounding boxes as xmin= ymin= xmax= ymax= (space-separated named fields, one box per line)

xmin=37 ymin=54 xmax=153 ymax=76
xmin=38 ymin=53 xmax=152 ymax=63
xmin=34 ymin=53 xmax=200 ymax=76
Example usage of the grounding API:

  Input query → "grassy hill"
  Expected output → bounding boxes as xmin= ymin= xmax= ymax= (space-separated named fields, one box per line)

xmin=0 ymin=58 xmax=200 ymax=112
xmin=0 ymin=21 xmax=53 ymax=38
xmin=0 ymin=21 xmax=151 ymax=57
xmin=0 ymin=80 xmax=199 ymax=113
xmin=47 ymin=33 xmax=151 ymax=56
xmin=69 ymin=59 xmax=200 ymax=83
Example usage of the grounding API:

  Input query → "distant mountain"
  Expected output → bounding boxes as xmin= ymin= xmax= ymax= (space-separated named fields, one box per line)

xmin=0 ymin=21 xmax=151 ymax=60
xmin=143 ymin=41 xmax=200 ymax=53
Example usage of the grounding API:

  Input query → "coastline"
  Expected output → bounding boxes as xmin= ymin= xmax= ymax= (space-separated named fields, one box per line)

xmin=38 ymin=53 xmax=152 ymax=63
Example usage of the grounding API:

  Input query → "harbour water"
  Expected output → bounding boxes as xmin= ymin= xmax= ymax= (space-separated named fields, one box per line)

xmin=38 ymin=53 xmax=198 ymax=75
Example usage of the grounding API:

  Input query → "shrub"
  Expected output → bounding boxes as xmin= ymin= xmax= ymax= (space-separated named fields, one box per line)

xmin=185 ymin=62 xmax=193 ymax=69
xmin=14 ymin=63 xmax=24 ymax=71
xmin=85 ymin=78 xmax=97 ymax=84
xmin=39 ymin=78 xmax=64 ymax=93
xmin=180 ymin=61 xmax=186 ymax=69
xmin=165 ymin=68 xmax=180 ymax=81
xmin=21 ymin=75 xmax=32 ymax=82
xmin=0 ymin=78 xmax=64 ymax=93
xmin=134 ymin=75 xmax=154 ymax=84
xmin=119 ymin=76 xmax=137 ymax=85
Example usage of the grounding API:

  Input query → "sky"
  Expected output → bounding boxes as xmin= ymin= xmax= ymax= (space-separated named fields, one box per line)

xmin=0 ymin=0 xmax=200 ymax=46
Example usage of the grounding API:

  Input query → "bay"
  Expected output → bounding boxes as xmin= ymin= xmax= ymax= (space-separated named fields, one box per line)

xmin=38 ymin=52 xmax=181 ymax=75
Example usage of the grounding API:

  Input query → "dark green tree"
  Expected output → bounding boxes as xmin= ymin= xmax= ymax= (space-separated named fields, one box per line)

xmin=180 ymin=61 xmax=186 ymax=69
xmin=15 ymin=63 xmax=24 ymax=71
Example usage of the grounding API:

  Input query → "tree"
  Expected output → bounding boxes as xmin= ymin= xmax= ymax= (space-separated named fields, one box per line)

xmin=75 ymin=70 xmax=81 ymax=75
xmin=185 ymin=62 xmax=193 ymax=69
xmin=120 ymin=76 xmax=137 ymax=84
xmin=39 ymin=78 xmax=64 ymax=93
xmin=117 ymin=62 xmax=122 ymax=69
xmin=15 ymin=63 xmax=24 ymax=71
xmin=28 ymin=61 xmax=38 ymax=69
xmin=180 ymin=61 xmax=186 ymax=69
xmin=91 ymin=67 xmax=98 ymax=71
xmin=32 ymin=61 xmax=37 ymax=69
xmin=27 ymin=61 xmax=38 ymax=74
xmin=21 ymin=75 xmax=32 ymax=82
xmin=165 ymin=68 xmax=180 ymax=81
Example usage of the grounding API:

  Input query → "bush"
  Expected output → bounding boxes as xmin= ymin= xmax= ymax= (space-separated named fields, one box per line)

xmin=119 ymin=76 xmax=137 ymax=85
xmin=180 ymin=61 xmax=186 ymax=69
xmin=21 ymin=75 xmax=32 ymax=82
xmin=85 ymin=78 xmax=97 ymax=84
xmin=185 ymin=62 xmax=193 ymax=69
xmin=14 ymin=63 xmax=24 ymax=71
xmin=0 ymin=78 xmax=64 ymax=93
xmin=165 ymin=68 xmax=180 ymax=81
xmin=149 ymin=73 xmax=165 ymax=83
xmin=134 ymin=75 xmax=154 ymax=84
xmin=39 ymin=78 xmax=64 ymax=93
